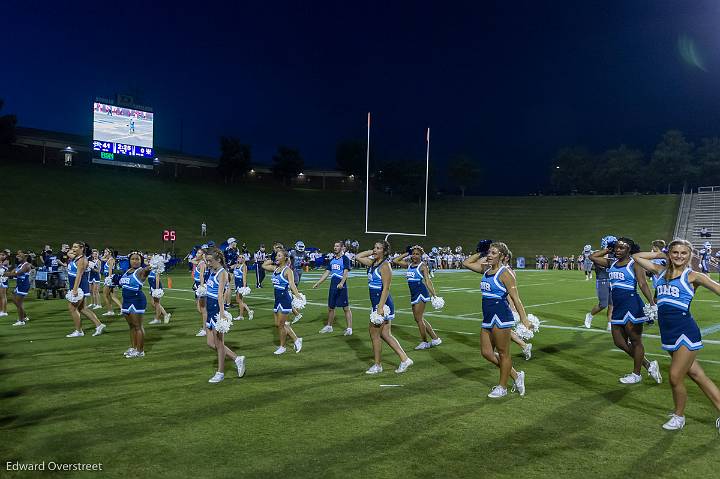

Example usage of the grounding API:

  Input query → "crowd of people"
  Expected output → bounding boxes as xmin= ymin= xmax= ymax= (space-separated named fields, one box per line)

xmin=2 ymin=234 xmax=720 ymax=432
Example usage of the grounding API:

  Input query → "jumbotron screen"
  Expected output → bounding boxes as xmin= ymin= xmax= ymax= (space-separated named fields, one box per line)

xmin=92 ymin=102 xmax=154 ymax=158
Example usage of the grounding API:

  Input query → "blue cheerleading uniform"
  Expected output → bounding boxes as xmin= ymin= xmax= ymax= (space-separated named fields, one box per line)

xmin=272 ymin=266 xmax=293 ymax=314
xmin=13 ymin=262 xmax=31 ymax=296
xmin=233 ymin=265 xmax=246 ymax=292
xmin=406 ymin=262 xmax=431 ymax=305
xmin=655 ymin=268 xmax=703 ymax=351
xmin=205 ymin=267 xmax=225 ymax=329
xmin=147 ymin=270 xmax=163 ymax=290
xmin=327 ymin=254 xmax=350 ymax=309
xmin=608 ymin=259 xmax=646 ymax=325
xmin=119 ymin=269 xmax=147 ymax=314
xmin=0 ymin=262 xmax=9 ymax=289
xmin=480 ymin=266 xmax=514 ymax=329
xmin=67 ymin=258 xmax=91 ymax=297
xmin=88 ymin=261 xmax=101 ymax=284
xmin=650 ymin=258 xmax=668 ymax=290
xmin=367 ymin=260 xmax=395 ymax=320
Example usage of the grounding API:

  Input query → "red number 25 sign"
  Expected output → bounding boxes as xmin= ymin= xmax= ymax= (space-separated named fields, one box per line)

xmin=163 ymin=230 xmax=176 ymax=242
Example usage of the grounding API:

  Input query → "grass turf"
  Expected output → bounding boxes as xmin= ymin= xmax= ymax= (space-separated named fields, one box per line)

xmin=1 ymin=269 xmax=719 ymax=478
xmin=0 ymin=162 xmax=678 ymax=257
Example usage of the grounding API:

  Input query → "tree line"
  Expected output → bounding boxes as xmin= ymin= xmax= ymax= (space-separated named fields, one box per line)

xmin=550 ymin=130 xmax=720 ymax=194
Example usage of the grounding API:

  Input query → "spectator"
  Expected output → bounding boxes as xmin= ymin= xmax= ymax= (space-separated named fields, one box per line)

xmin=201 ymin=222 xmax=207 ymax=237
xmin=700 ymin=226 xmax=712 ymax=238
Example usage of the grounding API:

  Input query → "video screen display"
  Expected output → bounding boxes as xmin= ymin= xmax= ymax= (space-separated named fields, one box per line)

xmin=92 ymin=102 xmax=154 ymax=158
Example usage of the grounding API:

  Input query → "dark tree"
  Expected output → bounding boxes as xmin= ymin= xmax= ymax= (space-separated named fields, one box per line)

xmin=602 ymin=145 xmax=645 ymax=194
xmin=0 ymin=99 xmax=17 ymax=145
xmin=272 ymin=146 xmax=304 ymax=185
xmin=696 ymin=137 xmax=720 ymax=187
xmin=550 ymin=147 xmax=595 ymax=194
xmin=335 ymin=139 xmax=366 ymax=176
xmin=447 ymin=154 xmax=481 ymax=197
xmin=649 ymin=130 xmax=695 ymax=192
xmin=218 ymin=136 xmax=252 ymax=184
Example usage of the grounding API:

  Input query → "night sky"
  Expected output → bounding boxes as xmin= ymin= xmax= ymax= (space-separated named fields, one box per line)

xmin=5 ymin=1 xmax=720 ymax=193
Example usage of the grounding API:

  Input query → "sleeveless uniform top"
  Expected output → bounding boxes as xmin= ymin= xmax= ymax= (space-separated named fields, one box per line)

xmin=193 ymin=261 xmax=209 ymax=283
xmin=480 ymin=266 xmax=509 ymax=299
xmin=406 ymin=262 xmax=425 ymax=284
xmin=206 ymin=268 xmax=225 ymax=299
xmin=650 ymin=258 xmax=668 ymax=289
xmin=608 ymin=259 xmax=637 ymax=292
xmin=655 ymin=268 xmax=694 ymax=312
xmin=233 ymin=265 xmax=244 ymax=283
xmin=272 ymin=266 xmax=290 ymax=291
xmin=15 ymin=262 xmax=31 ymax=290
xmin=368 ymin=261 xmax=388 ymax=290
xmin=119 ymin=269 xmax=144 ymax=292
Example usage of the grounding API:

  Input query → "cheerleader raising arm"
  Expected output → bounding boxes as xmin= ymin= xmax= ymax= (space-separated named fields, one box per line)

xmin=355 ymin=249 xmax=375 ymax=267
xmin=632 ymin=251 xmax=668 ymax=276
xmin=589 ymin=247 xmax=613 ymax=268
xmin=393 ymin=251 xmax=411 ymax=268
xmin=463 ymin=252 xmax=488 ymax=273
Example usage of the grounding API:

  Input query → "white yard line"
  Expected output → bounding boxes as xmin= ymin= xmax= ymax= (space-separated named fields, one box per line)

xmin=611 ymin=349 xmax=720 ymax=365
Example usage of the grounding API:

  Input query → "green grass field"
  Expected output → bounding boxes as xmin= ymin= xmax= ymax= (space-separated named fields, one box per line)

xmin=2 ymin=269 xmax=719 ymax=478
xmin=0 ymin=162 xmax=678 ymax=257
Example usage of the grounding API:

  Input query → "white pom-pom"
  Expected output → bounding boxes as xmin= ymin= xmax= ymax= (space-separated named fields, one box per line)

xmin=195 ymin=284 xmax=207 ymax=298
xmin=237 ymin=286 xmax=251 ymax=296
xmin=431 ymin=296 xmax=445 ymax=310
xmin=643 ymin=304 xmax=658 ymax=322
xmin=65 ymin=288 xmax=84 ymax=303
xmin=149 ymin=254 xmax=165 ymax=273
xmin=515 ymin=323 xmax=534 ymax=340
xmin=215 ymin=311 xmax=234 ymax=333
xmin=291 ymin=293 xmax=307 ymax=310
xmin=104 ymin=277 xmax=114 ymax=287
xmin=512 ymin=310 xmax=520 ymax=323
xmin=87 ymin=261 xmax=96 ymax=270
xmin=370 ymin=310 xmax=385 ymax=325
xmin=527 ymin=314 xmax=541 ymax=332
xmin=151 ymin=288 xmax=164 ymax=299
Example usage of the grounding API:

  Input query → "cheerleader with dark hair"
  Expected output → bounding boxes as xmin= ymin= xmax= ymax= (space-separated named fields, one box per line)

xmin=204 ymin=248 xmax=246 ymax=383
xmin=590 ymin=237 xmax=661 ymax=385
xmin=356 ymin=241 xmax=413 ymax=374
xmin=231 ymin=254 xmax=253 ymax=321
xmin=146 ymin=254 xmax=171 ymax=325
xmin=65 ymin=242 xmax=105 ymax=338
xmin=101 ymin=248 xmax=122 ymax=316
xmin=119 ymin=252 xmax=152 ymax=358
xmin=0 ymin=250 xmax=9 ymax=317
xmin=633 ymin=240 xmax=720 ymax=432
xmin=87 ymin=249 xmax=102 ymax=309
xmin=0 ymin=251 xmax=32 ymax=326
xmin=192 ymin=248 xmax=209 ymax=337
xmin=393 ymin=245 xmax=441 ymax=350
xmin=463 ymin=242 xmax=530 ymax=398
xmin=262 ymin=248 xmax=303 ymax=355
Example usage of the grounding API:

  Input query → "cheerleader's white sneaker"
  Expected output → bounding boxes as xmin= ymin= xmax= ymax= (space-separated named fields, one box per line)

xmin=662 ymin=414 xmax=685 ymax=430
xmin=584 ymin=313 xmax=593 ymax=329
xmin=488 ymin=385 xmax=507 ymax=398
xmin=365 ymin=364 xmax=383 ymax=375
xmin=523 ymin=343 xmax=533 ymax=360
xmin=273 ymin=346 xmax=287 ymax=355
xmin=208 ymin=372 xmax=225 ymax=383
xmin=235 ymin=356 xmax=246 ymax=377
xmin=395 ymin=358 xmax=414 ymax=373
xmin=66 ymin=330 xmax=84 ymax=338
xmin=92 ymin=323 xmax=106 ymax=336
xmin=619 ymin=373 xmax=642 ymax=384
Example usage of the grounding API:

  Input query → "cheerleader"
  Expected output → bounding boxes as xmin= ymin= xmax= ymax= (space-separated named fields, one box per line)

xmin=101 ymin=249 xmax=122 ymax=316
xmin=633 ymin=240 xmax=720 ymax=432
xmin=262 ymin=248 xmax=303 ymax=355
xmin=589 ymin=237 xmax=662 ymax=384
xmin=87 ymin=249 xmax=102 ymax=309
xmin=356 ymin=241 xmax=413 ymax=374
xmin=231 ymin=254 xmax=254 ymax=321
xmin=0 ymin=251 xmax=32 ymax=326
xmin=392 ymin=245 xmax=441 ymax=350
xmin=463 ymin=242 xmax=529 ymax=398
xmin=119 ymin=252 xmax=151 ymax=358
xmin=192 ymin=248 xmax=209 ymax=337
xmin=65 ymin=242 xmax=105 ymax=338
xmin=204 ymin=248 xmax=246 ymax=383
xmin=500 ymin=253 xmax=533 ymax=361
xmin=146 ymin=256 xmax=171 ymax=325
xmin=313 ymin=240 xmax=353 ymax=336
xmin=0 ymin=250 xmax=9 ymax=317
